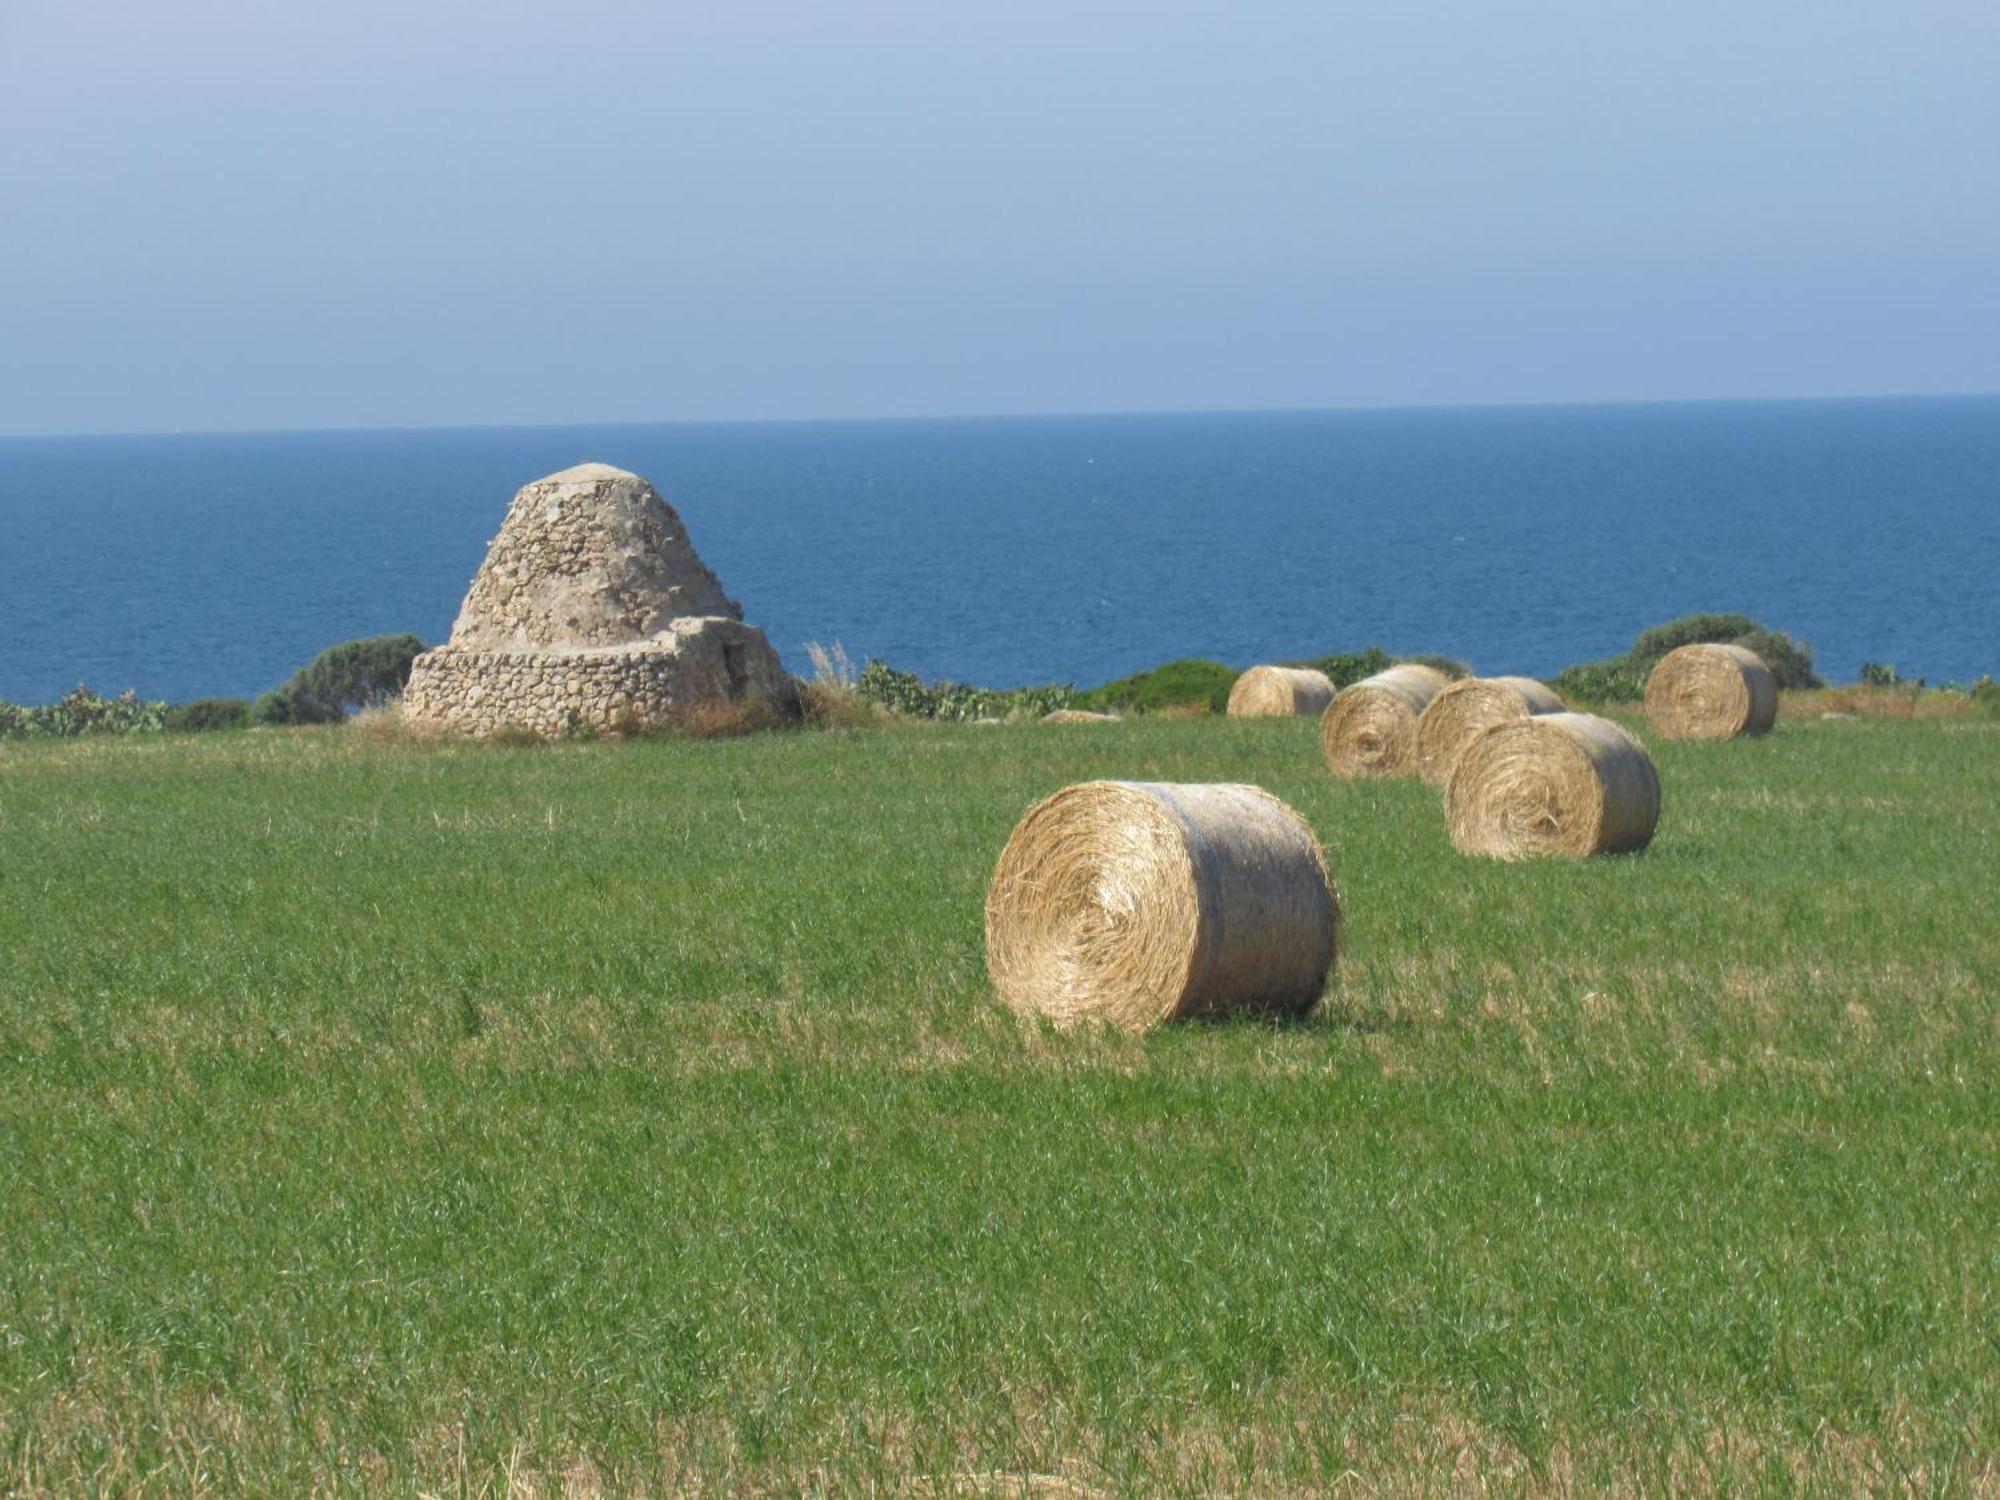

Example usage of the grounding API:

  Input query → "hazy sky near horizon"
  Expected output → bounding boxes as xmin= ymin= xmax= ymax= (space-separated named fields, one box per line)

xmin=4 ymin=1 xmax=1999 ymax=435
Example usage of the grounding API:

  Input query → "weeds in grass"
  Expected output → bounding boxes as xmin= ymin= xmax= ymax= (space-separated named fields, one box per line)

xmin=346 ymin=701 xmax=425 ymax=744
xmin=800 ymin=680 xmax=887 ymax=731
xmin=805 ymin=640 xmax=859 ymax=691
xmin=797 ymin=641 xmax=892 ymax=729
xmin=660 ymin=696 xmax=787 ymax=740
xmin=483 ymin=723 xmax=549 ymax=747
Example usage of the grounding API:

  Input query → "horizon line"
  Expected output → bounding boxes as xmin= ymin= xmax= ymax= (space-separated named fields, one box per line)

xmin=4 ymin=386 xmax=1999 ymax=444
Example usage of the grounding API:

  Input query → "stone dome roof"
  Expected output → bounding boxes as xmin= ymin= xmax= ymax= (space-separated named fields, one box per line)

xmin=445 ymin=463 xmax=740 ymax=653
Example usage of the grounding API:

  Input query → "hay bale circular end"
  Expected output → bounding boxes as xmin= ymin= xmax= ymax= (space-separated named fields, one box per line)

xmin=1318 ymin=664 xmax=1450 ymax=778
xmin=1227 ymin=665 xmax=1337 ymax=718
xmin=1644 ymin=643 xmax=1778 ymax=740
xmin=1414 ymin=675 xmax=1565 ymax=786
xmin=985 ymin=781 xmax=1338 ymax=1031
xmin=1445 ymin=712 xmax=1661 ymax=860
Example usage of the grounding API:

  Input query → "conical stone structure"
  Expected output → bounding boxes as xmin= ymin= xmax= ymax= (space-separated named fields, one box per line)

xmin=403 ymin=463 xmax=796 ymax=736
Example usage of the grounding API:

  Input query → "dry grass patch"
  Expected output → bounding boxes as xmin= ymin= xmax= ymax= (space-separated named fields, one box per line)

xmin=1783 ymin=686 xmax=1983 ymax=720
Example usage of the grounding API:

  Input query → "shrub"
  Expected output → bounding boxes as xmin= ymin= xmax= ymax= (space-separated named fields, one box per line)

xmin=933 ymin=648 xmax=1467 ymax=719
xmin=1555 ymin=613 xmax=1821 ymax=703
xmin=1972 ymin=677 xmax=2000 ymax=716
xmin=856 ymin=661 xmax=1072 ymax=722
xmin=1289 ymin=648 xmax=1392 ymax=690
xmin=257 ymin=634 xmax=428 ymax=725
xmin=1551 ymin=658 xmax=1652 ymax=704
xmin=0 ymin=686 xmax=169 ymax=739
xmin=1286 ymin=649 xmax=1467 ymax=691
xmin=164 ymin=698 xmax=253 ymax=732
xmin=1630 ymin=613 xmax=1759 ymax=662
xmin=1860 ymin=662 xmax=1902 ymax=688
xmin=1073 ymin=659 xmax=1238 ymax=716
xmin=1728 ymin=626 xmax=1819 ymax=690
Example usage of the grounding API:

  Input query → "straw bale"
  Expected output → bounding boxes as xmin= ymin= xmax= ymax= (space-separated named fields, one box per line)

xmin=1227 ymin=665 xmax=1337 ymax=718
xmin=1413 ymin=675 xmax=1565 ymax=785
xmin=1445 ymin=712 xmax=1660 ymax=859
xmin=985 ymin=781 xmax=1338 ymax=1031
xmin=1318 ymin=664 xmax=1449 ymax=777
xmin=1644 ymin=643 xmax=1778 ymax=740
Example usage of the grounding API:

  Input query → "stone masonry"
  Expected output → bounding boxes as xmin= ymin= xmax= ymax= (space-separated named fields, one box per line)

xmin=403 ymin=463 xmax=797 ymax=737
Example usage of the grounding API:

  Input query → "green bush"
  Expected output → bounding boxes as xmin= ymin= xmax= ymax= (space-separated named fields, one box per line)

xmin=257 ymin=634 xmax=428 ymax=725
xmin=0 ymin=686 xmax=169 ymax=740
xmin=1556 ymin=613 xmax=1822 ymax=702
xmin=1288 ymin=649 xmax=1468 ymax=690
xmin=1288 ymin=648 xmax=1391 ymax=690
xmin=1971 ymin=677 xmax=2000 ymax=716
xmin=855 ymin=661 xmax=1072 ymax=722
xmin=1630 ymin=613 xmax=1760 ymax=662
xmin=1072 ymin=659 xmax=1238 ymax=716
xmin=1728 ymin=626 xmax=1819 ymax=690
xmin=1009 ymin=649 xmax=1468 ymax=717
xmin=1550 ymin=658 xmax=1652 ymax=704
xmin=164 ymin=698 xmax=253 ymax=733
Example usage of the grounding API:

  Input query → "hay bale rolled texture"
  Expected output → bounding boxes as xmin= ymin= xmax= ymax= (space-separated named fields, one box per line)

xmin=1318 ymin=664 xmax=1450 ymax=777
xmin=985 ymin=781 xmax=1338 ymax=1031
xmin=1227 ymin=665 xmax=1337 ymax=718
xmin=1445 ymin=712 xmax=1660 ymax=860
xmin=1644 ymin=643 xmax=1778 ymax=740
xmin=1413 ymin=675 xmax=1566 ymax=786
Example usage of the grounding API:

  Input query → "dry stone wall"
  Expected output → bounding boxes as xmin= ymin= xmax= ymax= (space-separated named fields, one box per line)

xmin=447 ymin=463 xmax=739 ymax=652
xmin=404 ymin=464 xmax=797 ymax=738
xmin=404 ymin=622 xmax=794 ymax=737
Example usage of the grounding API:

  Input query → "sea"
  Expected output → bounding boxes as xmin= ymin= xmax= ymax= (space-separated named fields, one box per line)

xmin=1 ymin=397 xmax=1996 ymax=706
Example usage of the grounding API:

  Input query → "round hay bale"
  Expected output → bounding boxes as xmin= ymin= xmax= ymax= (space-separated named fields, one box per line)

xmin=1041 ymin=709 xmax=1121 ymax=724
xmin=1644 ymin=643 xmax=1778 ymax=740
xmin=1227 ymin=665 xmax=1337 ymax=718
xmin=1318 ymin=664 xmax=1450 ymax=778
xmin=1413 ymin=675 xmax=1565 ymax=786
xmin=1445 ymin=712 xmax=1660 ymax=860
xmin=985 ymin=781 xmax=1338 ymax=1031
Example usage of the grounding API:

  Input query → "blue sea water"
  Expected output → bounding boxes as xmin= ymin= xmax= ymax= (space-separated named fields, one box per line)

xmin=1 ymin=397 xmax=1996 ymax=706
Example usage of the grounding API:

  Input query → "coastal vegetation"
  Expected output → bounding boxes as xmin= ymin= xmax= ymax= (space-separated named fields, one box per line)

xmin=162 ymin=697 xmax=254 ymax=733
xmin=253 ymin=632 xmax=429 ymax=726
xmin=0 ymin=635 xmax=427 ymax=741
xmin=1551 ymin=613 xmax=1819 ymax=703
xmin=1070 ymin=657 xmax=1237 ymax=715
xmin=3 ymin=616 xmax=1994 ymax=740
xmin=0 ymin=685 xmax=170 ymax=739
xmin=1 ymin=710 xmax=1993 ymax=1492
xmin=853 ymin=659 xmax=1073 ymax=723
xmin=1071 ymin=649 xmax=1470 ymax=719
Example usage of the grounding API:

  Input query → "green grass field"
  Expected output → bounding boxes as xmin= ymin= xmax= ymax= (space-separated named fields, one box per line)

xmin=1 ymin=714 xmax=1994 ymax=1495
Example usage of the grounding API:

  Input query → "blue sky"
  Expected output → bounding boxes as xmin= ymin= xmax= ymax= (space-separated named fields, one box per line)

xmin=3 ymin=0 xmax=1997 ymax=435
